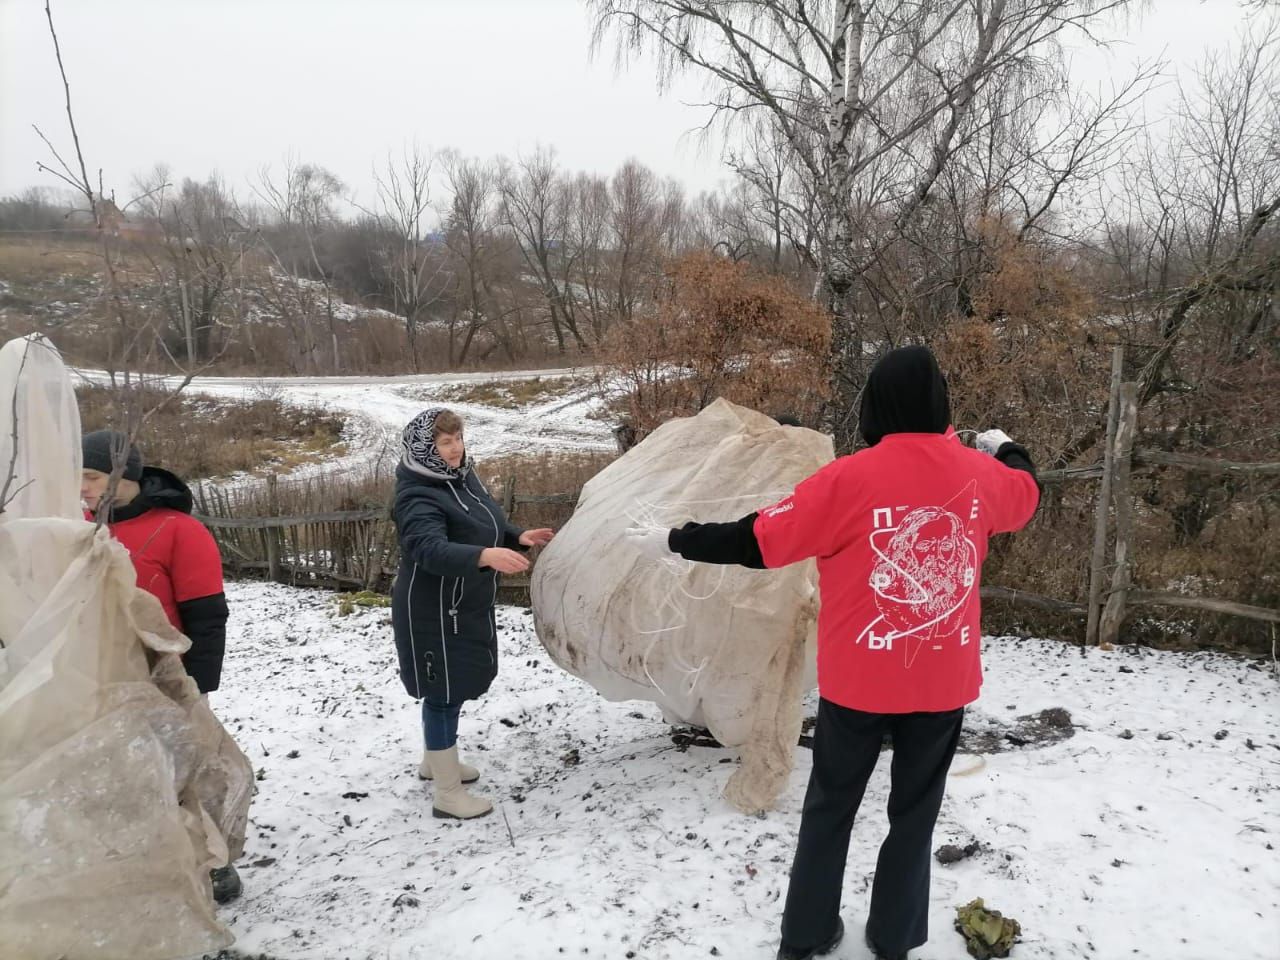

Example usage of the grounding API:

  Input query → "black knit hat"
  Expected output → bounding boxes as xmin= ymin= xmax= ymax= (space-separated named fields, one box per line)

xmin=82 ymin=429 xmax=143 ymax=481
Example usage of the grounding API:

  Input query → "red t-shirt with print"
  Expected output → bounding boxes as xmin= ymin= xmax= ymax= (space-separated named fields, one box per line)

xmin=753 ymin=433 xmax=1039 ymax=713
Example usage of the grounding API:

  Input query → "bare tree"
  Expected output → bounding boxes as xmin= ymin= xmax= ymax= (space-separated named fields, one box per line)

xmin=592 ymin=0 xmax=1139 ymax=450
xmin=130 ymin=169 xmax=248 ymax=365
xmin=370 ymin=145 xmax=450 ymax=370
xmin=689 ymin=184 xmax=757 ymax=261
xmin=1078 ymin=21 xmax=1280 ymax=543
xmin=498 ymin=147 xmax=589 ymax=353
xmin=656 ymin=176 xmax=690 ymax=254
xmin=255 ymin=159 xmax=347 ymax=373
xmin=563 ymin=172 xmax=614 ymax=341
xmin=32 ymin=0 xmax=155 ymax=388
xmin=608 ymin=159 xmax=663 ymax=324
xmin=724 ymin=117 xmax=798 ymax=270
xmin=1104 ymin=18 xmax=1278 ymax=399
xmin=29 ymin=0 xmax=202 ymax=516
xmin=440 ymin=151 xmax=518 ymax=365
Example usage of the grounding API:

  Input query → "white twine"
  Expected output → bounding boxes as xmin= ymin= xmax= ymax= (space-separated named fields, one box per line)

xmin=627 ymin=490 xmax=791 ymax=700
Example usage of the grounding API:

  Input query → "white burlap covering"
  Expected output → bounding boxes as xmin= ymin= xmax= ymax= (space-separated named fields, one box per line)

xmin=0 ymin=335 xmax=253 ymax=960
xmin=532 ymin=399 xmax=833 ymax=813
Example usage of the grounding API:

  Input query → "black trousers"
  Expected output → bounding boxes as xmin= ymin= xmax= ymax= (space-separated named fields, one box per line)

xmin=779 ymin=698 xmax=964 ymax=955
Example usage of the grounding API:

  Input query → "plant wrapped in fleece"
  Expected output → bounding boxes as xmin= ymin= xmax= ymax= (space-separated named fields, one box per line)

xmin=530 ymin=399 xmax=832 ymax=814
xmin=0 ymin=335 xmax=253 ymax=959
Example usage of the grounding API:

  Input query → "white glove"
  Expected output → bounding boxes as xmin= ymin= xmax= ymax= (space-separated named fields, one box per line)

xmin=976 ymin=429 xmax=1014 ymax=456
xmin=623 ymin=526 xmax=674 ymax=561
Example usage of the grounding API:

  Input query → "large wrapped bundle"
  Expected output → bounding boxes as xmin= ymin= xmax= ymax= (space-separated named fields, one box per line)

xmin=0 ymin=335 xmax=253 ymax=960
xmin=532 ymin=399 xmax=833 ymax=813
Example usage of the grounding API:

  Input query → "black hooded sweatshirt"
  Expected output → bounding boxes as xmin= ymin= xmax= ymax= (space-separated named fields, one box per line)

xmin=857 ymin=344 xmax=950 ymax=446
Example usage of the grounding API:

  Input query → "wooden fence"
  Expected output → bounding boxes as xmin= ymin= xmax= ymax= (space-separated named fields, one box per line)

xmin=997 ymin=346 xmax=1280 ymax=643
xmin=195 ymin=360 xmax=1279 ymax=640
xmin=194 ymin=474 xmax=576 ymax=601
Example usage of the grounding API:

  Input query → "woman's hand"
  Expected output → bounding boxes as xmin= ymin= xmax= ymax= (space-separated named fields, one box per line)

xmin=479 ymin=547 xmax=531 ymax=574
xmin=519 ymin=528 xmax=555 ymax=548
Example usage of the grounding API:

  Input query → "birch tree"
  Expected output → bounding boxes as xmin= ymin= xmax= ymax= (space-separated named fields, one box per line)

xmin=592 ymin=0 xmax=1138 ymax=450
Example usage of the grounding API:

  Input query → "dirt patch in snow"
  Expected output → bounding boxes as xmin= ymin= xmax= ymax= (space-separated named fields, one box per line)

xmin=959 ymin=706 xmax=1077 ymax=754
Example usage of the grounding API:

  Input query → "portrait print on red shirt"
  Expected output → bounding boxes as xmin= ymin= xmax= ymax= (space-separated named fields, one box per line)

xmin=861 ymin=480 xmax=980 ymax=668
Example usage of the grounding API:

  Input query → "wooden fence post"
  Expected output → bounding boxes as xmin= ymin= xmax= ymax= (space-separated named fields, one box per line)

xmin=265 ymin=474 xmax=281 ymax=583
xmin=1100 ymin=382 xmax=1140 ymax=646
xmin=502 ymin=475 xmax=516 ymax=519
xmin=364 ymin=490 xmax=396 ymax=590
xmin=1086 ymin=346 xmax=1124 ymax=645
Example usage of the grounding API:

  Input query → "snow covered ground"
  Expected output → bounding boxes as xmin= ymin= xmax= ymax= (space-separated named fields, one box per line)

xmin=74 ymin=367 xmax=616 ymax=489
xmin=212 ymin=581 xmax=1279 ymax=960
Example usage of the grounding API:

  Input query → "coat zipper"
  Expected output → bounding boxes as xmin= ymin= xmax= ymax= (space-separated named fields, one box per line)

xmin=463 ymin=475 xmax=501 ymax=548
xmin=463 ymin=476 xmax=502 ymax=657
xmin=448 ymin=577 xmax=463 ymax=634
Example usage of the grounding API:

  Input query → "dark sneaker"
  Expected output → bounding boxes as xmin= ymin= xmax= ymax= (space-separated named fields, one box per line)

xmin=776 ymin=918 xmax=844 ymax=960
xmin=210 ymin=864 xmax=242 ymax=904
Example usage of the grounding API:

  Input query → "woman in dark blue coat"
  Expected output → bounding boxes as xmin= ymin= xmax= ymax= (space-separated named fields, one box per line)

xmin=391 ymin=407 xmax=554 ymax=819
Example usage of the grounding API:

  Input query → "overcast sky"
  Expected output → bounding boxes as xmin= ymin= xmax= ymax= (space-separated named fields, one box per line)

xmin=0 ymin=0 xmax=1261 ymax=211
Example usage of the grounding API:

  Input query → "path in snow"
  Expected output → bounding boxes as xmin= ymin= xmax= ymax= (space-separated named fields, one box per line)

xmin=75 ymin=367 xmax=616 ymax=491
xmin=212 ymin=581 xmax=1279 ymax=960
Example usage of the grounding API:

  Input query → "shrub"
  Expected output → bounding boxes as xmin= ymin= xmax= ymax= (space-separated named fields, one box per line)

xmin=599 ymin=252 xmax=831 ymax=439
xmin=77 ymin=384 xmax=345 ymax=480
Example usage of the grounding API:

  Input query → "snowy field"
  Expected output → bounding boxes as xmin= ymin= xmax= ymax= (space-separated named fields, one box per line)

xmin=211 ymin=581 xmax=1279 ymax=960
xmin=75 ymin=367 xmax=617 ymax=487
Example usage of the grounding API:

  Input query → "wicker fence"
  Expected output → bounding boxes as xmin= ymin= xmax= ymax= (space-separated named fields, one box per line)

xmin=194 ymin=473 xmax=576 ymax=602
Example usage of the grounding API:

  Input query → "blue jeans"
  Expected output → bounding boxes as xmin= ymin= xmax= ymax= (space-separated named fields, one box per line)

xmin=422 ymin=700 xmax=462 ymax=750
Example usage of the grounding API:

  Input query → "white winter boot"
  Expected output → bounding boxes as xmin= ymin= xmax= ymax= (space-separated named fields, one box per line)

xmin=418 ymin=748 xmax=479 ymax=784
xmin=428 ymin=746 xmax=492 ymax=820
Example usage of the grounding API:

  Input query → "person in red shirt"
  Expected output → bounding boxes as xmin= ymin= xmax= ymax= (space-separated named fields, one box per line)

xmin=80 ymin=429 xmax=241 ymax=904
xmin=624 ymin=346 xmax=1040 ymax=960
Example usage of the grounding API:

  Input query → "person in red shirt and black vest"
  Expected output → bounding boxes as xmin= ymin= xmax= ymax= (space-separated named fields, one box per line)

xmin=80 ymin=429 xmax=242 ymax=905
xmin=624 ymin=346 xmax=1041 ymax=960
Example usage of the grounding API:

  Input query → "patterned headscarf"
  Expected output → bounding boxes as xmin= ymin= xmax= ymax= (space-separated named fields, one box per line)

xmin=401 ymin=407 xmax=468 ymax=481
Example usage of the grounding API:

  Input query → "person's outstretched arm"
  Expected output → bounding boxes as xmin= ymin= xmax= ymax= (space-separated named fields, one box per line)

xmin=976 ymin=429 xmax=1042 ymax=532
xmin=667 ymin=512 xmax=767 ymax=568
xmin=625 ymin=461 xmax=847 ymax=569
xmin=624 ymin=512 xmax=766 ymax=568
